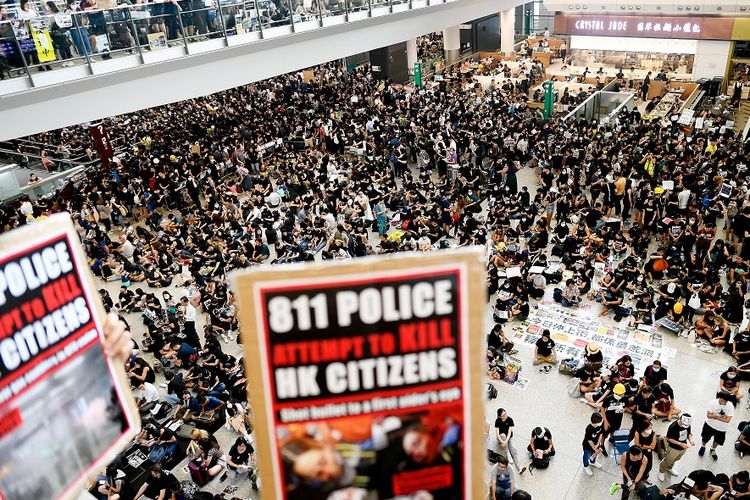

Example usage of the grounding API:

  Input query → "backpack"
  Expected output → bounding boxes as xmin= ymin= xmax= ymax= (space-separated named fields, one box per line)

xmin=652 ymin=258 xmax=668 ymax=272
xmin=487 ymin=383 xmax=498 ymax=400
xmin=567 ymin=378 xmax=582 ymax=398
xmin=531 ymin=455 xmax=550 ymax=469
xmin=553 ymin=288 xmax=563 ymax=303
xmin=559 ymin=357 xmax=580 ymax=376
xmin=180 ymin=480 xmax=199 ymax=500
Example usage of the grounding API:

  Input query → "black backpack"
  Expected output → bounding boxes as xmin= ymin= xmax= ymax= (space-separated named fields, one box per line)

xmin=487 ymin=383 xmax=498 ymax=400
xmin=531 ymin=455 xmax=550 ymax=469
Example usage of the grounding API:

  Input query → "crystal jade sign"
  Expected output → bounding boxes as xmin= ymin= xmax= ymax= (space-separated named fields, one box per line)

xmin=554 ymin=15 xmax=735 ymax=40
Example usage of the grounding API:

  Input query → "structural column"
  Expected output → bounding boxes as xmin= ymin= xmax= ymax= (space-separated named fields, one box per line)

xmin=442 ymin=25 xmax=460 ymax=65
xmin=407 ymin=38 xmax=418 ymax=75
xmin=500 ymin=8 xmax=515 ymax=55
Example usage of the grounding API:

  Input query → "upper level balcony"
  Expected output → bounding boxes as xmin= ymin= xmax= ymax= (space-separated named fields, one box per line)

xmin=0 ymin=0 xmax=512 ymax=139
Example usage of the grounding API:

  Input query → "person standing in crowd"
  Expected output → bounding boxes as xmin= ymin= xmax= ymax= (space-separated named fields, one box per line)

xmin=600 ymin=383 xmax=627 ymax=444
xmin=698 ymin=392 xmax=734 ymax=460
xmin=658 ymin=413 xmax=694 ymax=482
xmin=180 ymin=295 xmax=200 ymax=348
xmin=581 ymin=412 xmax=605 ymax=476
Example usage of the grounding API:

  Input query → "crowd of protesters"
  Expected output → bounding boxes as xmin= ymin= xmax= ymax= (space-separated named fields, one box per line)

xmin=2 ymin=57 xmax=750 ymax=499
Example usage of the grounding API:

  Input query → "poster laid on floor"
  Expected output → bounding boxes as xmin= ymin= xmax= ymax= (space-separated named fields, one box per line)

xmin=0 ymin=214 xmax=139 ymax=500
xmin=232 ymin=248 xmax=486 ymax=500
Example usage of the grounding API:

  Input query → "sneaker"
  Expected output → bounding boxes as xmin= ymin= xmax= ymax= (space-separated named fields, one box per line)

xmin=600 ymin=447 xmax=608 ymax=458
xmin=710 ymin=449 xmax=717 ymax=460
xmin=518 ymin=466 xmax=527 ymax=475
xmin=698 ymin=446 xmax=706 ymax=457
xmin=658 ymin=472 xmax=666 ymax=482
xmin=740 ymin=451 xmax=745 ymax=458
xmin=219 ymin=472 xmax=228 ymax=482
xmin=609 ymin=482 xmax=621 ymax=495
xmin=667 ymin=468 xmax=679 ymax=477
xmin=584 ymin=466 xmax=593 ymax=476
xmin=590 ymin=459 xmax=602 ymax=469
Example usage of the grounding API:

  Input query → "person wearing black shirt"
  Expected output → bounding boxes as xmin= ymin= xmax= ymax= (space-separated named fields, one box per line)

xmin=533 ymin=330 xmax=558 ymax=367
xmin=641 ymin=360 xmax=667 ymax=388
xmin=487 ymin=325 xmax=514 ymax=354
xmin=582 ymin=412 xmax=605 ymax=475
xmin=658 ymin=414 xmax=693 ymax=482
xmin=527 ymin=426 xmax=555 ymax=461
xmin=631 ymin=385 xmax=656 ymax=430
xmin=134 ymin=465 xmax=179 ymax=500
xmin=600 ymin=383 xmax=627 ymax=441
xmin=494 ymin=408 xmax=526 ymax=475
xmin=632 ymin=420 xmax=656 ymax=478
xmin=617 ymin=446 xmax=648 ymax=500
xmin=164 ymin=370 xmax=186 ymax=405
xmin=220 ymin=437 xmax=257 ymax=487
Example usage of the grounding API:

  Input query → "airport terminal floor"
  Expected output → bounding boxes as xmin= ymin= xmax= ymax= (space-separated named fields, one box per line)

xmin=2 ymin=22 xmax=750 ymax=500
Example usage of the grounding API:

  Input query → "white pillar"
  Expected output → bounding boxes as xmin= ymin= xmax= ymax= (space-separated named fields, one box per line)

xmin=407 ymin=38 xmax=418 ymax=74
xmin=500 ymin=8 xmax=515 ymax=55
xmin=442 ymin=25 xmax=460 ymax=64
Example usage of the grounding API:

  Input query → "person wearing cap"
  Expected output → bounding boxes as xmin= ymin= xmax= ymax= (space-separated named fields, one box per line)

xmin=657 ymin=281 xmax=681 ymax=303
xmin=666 ymin=302 xmax=685 ymax=326
xmin=699 ymin=391 xmax=735 ymax=460
xmin=533 ymin=329 xmax=558 ymax=368
xmin=658 ymin=413 xmax=694 ymax=482
xmin=584 ymin=342 xmax=603 ymax=370
xmin=600 ymin=383 xmax=627 ymax=444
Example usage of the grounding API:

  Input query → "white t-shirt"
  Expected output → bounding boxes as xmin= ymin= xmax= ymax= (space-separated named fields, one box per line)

xmin=184 ymin=303 xmax=196 ymax=322
xmin=138 ymin=382 xmax=160 ymax=403
xmin=120 ymin=239 xmax=135 ymax=259
xmin=705 ymin=399 xmax=734 ymax=432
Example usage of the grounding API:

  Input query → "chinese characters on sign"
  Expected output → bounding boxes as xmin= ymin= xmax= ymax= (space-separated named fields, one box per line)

xmin=554 ymin=14 xmax=734 ymax=40
xmin=635 ymin=21 xmax=700 ymax=33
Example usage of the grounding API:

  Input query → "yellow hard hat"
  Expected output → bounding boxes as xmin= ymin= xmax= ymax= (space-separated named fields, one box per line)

xmin=613 ymin=383 xmax=626 ymax=395
xmin=673 ymin=303 xmax=683 ymax=314
xmin=654 ymin=187 xmax=664 ymax=195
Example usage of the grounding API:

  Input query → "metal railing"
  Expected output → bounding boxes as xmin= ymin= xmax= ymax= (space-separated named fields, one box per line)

xmin=0 ymin=0 xmax=451 ymax=89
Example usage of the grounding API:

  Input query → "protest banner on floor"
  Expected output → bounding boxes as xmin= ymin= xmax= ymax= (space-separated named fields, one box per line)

xmin=232 ymin=248 xmax=486 ymax=500
xmin=0 ymin=214 xmax=139 ymax=500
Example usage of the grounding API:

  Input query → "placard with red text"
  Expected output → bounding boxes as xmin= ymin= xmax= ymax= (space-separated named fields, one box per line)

xmin=0 ymin=214 xmax=139 ymax=500
xmin=232 ymin=249 xmax=486 ymax=500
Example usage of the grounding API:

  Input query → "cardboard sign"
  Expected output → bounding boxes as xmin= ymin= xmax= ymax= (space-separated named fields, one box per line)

xmin=31 ymin=28 xmax=56 ymax=63
xmin=232 ymin=249 xmax=486 ymax=500
xmin=0 ymin=214 xmax=139 ymax=500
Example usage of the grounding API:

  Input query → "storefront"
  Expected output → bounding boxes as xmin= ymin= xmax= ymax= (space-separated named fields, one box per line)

xmin=553 ymin=14 xmax=740 ymax=81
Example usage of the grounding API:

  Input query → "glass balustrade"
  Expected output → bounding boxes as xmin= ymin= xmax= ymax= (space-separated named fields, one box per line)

xmin=0 ymin=0 xmax=452 ymax=89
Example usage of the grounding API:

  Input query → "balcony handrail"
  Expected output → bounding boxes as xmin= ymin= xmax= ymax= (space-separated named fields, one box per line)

xmin=0 ymin=0 xmax=448 ymax=93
